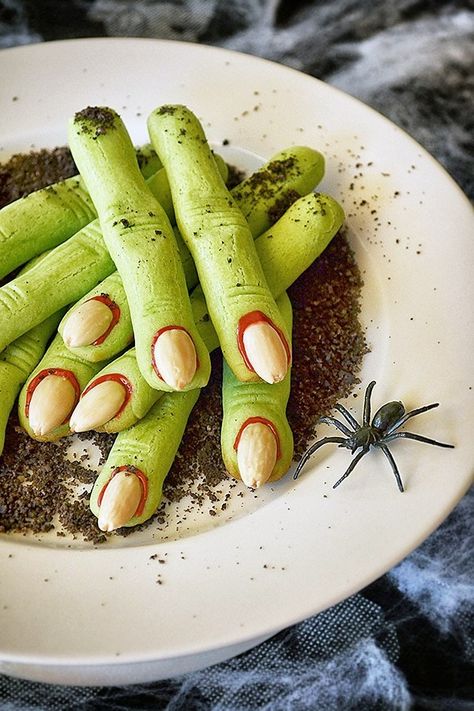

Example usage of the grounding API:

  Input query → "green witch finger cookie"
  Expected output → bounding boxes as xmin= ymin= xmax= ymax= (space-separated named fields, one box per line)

xmin=68 ymin=106 xmax=210 ymax=392
xmin=59 ymin=271 xmax=132 ymax=363
xmin=18 ymin=334 xmax=105 ymax=442
xmin=90 ymin=389 xmax=200 ymax=532
xmin=231 ymin=145 xmax=325 ymax=237
xmin=0 ymin=311 xmax=64 ymax=456
xmin=148 ymin=104 xmax=292 ymax=385
xmin=0 ymin=174 xmax=95 ymax=281
xmin=70 ymin=192 xmax=344 ymax=435
xmin=221 ymin=292 xmax=294 ymax=489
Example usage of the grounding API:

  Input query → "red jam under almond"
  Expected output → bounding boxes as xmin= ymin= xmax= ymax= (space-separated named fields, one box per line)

xmin=87 ymin=294 xmax=121 ymax=346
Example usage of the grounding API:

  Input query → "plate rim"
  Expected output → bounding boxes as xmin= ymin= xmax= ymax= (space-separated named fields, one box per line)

xmin=0 ymin=36 xmax=473 ymax=670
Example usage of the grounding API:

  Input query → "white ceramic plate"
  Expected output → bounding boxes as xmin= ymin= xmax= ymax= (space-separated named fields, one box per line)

xmin=0 ymin=38 xmax=473 ymax=687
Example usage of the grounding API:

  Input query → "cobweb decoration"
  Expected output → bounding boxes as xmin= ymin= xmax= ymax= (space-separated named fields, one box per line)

xmin=389 ymin=486 xmax=474 ymax=661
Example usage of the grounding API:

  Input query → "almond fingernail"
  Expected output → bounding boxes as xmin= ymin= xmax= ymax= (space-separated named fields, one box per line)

xmin=63 ymin=299 xmax=114 ymax=348
xmin=153 ymin=328 xmax=197 ymax=390
xmin=236 ymin=421 xmax=278 ymax=488
xmin=242 ymin=321 xmax=288 ymax=383
xmin=28 ymin=374 xmax=78 ymax=436
xmin=70 ymin=379 xmax=127 ymax=432
xmin=98 ymin=470 xmax=142 ymax=532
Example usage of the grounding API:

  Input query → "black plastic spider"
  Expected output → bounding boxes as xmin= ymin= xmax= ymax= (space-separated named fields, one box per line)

xmin=293 ymin=381 xmax=454 ymax=491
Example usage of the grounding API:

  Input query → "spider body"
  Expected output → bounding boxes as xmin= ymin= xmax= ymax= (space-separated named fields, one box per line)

xmin=372 ymin=401 xmax=405 ymax=431
xmin=293 ymin=381 xmax=454 ymax=492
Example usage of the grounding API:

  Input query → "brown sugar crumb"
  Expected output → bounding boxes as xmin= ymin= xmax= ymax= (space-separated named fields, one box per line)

xmin=0 ymin=414 xmax=114 ymax=543
xmin=267 ymin=188 xmax=301 ymax=224
xmin=288 ymin=231 xmax=367 ymax=456
xmin=233 ymin=156 xmax=298 ymax=205
xmin=225 ymin=164 xmax=246 ymax=190
xmin=156 ymin=105 xmax=178 ymax=116
xmin=0 ymin=147 xmax=76 ymax=208
xmin=163 ymin=350 xmax=226 ymax=505
xmin=74 ymin=106 xmax=117 ymax=139
xmin=0 ymin=143 xmax=156 ymax=211
xmin=136 ymin=147 xmax=157 ymax=175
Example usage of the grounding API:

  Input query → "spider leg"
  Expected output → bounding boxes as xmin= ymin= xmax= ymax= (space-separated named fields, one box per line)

xmin=382 ymin=431 xmax=454 ymax=448
xmin=332 ymin=446 xmax=370 ymax=489
xmin=386 ymin=402 xmax=440 ymax=435
xmin=293 ymin=437 xmax=347 ymax=480
xmin=334 ymin=403 xmax=360 ymax=430
xmin=363 ymin=381 xmax=376 ymax=427
xmin=318 ymin=416 xmax=354 ymax=437
xmin=377 ymin=443 xmax=404 ymax=492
